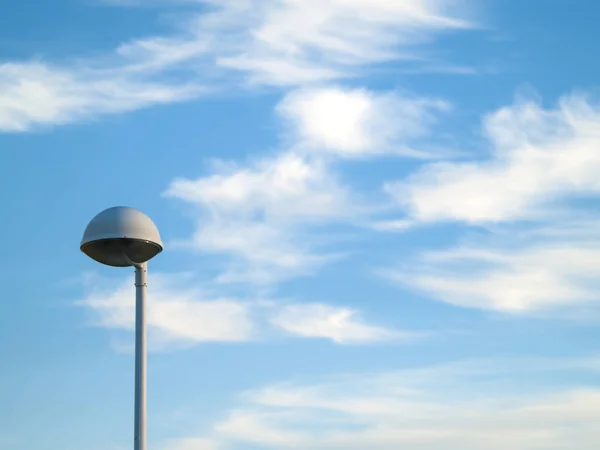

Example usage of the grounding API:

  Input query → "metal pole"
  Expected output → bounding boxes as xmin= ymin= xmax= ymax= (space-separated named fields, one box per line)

xmin=134 ymin=262 xmax=147 ymax=450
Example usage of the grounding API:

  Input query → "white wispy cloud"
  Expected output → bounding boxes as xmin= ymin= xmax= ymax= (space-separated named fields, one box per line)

xmin=270 ymin=303 xmax=403 ymax=344
xmin=383 ymin=219 xmax=600 ymax=314
xmin=277 ymin=86 xmax=450 ymax=158
xmin=386 ymin=93 xmax=600 ymax=224
xmin=163 ymin=357 xmax=600 ymax=450
xmin=164 ymin=152 xmax=358 ymax=284
xmin=1 ymin=0 xmax=472 ymax=131
xmin=162 ymin=80 xmax=452 ymax=284
xmin=77 ymin=272 xmax=401 ymax=348
xmin=0 ymin=62 xmax=202 ymax=132
xmin=203 ymin=0 xmax=473 ymax=86
xmin=379 ymin=92 xmax=600 ymax=314
xmin=99 ymin=0 xmax=200 ymax=6
xmin=77 ymin=272 xmax=256 ymax=349
xmin=115 ymin=36 xmax=211 ymax=73
xmin=163 ymin=439 xmax=218 ymax=450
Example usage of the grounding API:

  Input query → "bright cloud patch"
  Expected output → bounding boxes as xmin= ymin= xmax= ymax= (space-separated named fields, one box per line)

xmin=77 ymin=273 xmax=255 ymax=349
xmin=270 ymin=304 xmax=401 ymax=343
xmin=386 ymin=93 xmax=600 ymax=223
xmin=384 ymin=220 xmax=600 ymax=313
xmin=0 ymin=0 xmax=472 ymax=131
xmin=0 ymin=62 xmax=201 ymax=132
xmin=163 ymin=82 xmax=452 ymax=283
xmin=379 ymin=93 xmax=600 ymax=315
xmin=165 ymin=357 xmax=600 ymax=450
xmin=278 ymin=86 xmax=449 ymax=157
xmin=77 ymin=273 xmax=400 ymax=347
xmin=164 ymin=153 xmax=357 ymax=284
xmin=211 ymin=0 xmax=472 ymax=85
xmin=163 ymin=438 xmax=219 ymax=450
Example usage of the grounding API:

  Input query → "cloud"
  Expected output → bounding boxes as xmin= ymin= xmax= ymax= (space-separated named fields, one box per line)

xmin=269 ymin=303 xmax=402 ymax=344
xmin=115 ymin=36 xmax=211 ymax=73
xmin=77 ymin=272 xmax=400 ymax=348
xmin=1 ymin=0 xmax=472 ymax=131
xmin=0 ymin=62 xmax=202 ymax=132
xmin=386 ymin=93 xmax=600 ymax=224
xmin=164 ymin=152 xmax=358 ymax=284
xmin=164 ymin=357 xmax=600 ymax=450
xmin=163 ymin=83 xmax=451 ymax=284
xmin=277 ymin=86 xmax=449 ymax=158
xmin=77 ymin=272 xmax=256 ymax=349
xmin=370 ymin=219 xmax=415 ymax=232
xmin=111 ymin=0 xmax=474 ymax=88
xmin=205 ymin=0 xmax=473 ymax=86
xmin=377 ymin=91 xmax=600 ymax=315
xmin=383 ymin=220 xmax=600 ymax=314
xmin=100 ymin=0 xmax=201 ymax=6
xmin=162 ymin=439 xmax=219 ymax=450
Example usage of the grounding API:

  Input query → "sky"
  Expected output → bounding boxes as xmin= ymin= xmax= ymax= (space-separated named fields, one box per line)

xmin=1 ymin=0 xmax=600 ymax=449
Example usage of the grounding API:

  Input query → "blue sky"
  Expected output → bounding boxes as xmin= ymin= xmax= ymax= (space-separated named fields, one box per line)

xmin=2 ymin=0 xmax=600 ymax=449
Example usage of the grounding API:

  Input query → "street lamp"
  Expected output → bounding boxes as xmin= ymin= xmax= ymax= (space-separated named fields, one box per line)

xmin=80 ymin=206 xmax=163 ymax=450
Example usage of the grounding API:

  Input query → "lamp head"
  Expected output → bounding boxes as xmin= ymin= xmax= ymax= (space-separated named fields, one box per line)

xmin=80 ymin=206 xmax=163 ymax=267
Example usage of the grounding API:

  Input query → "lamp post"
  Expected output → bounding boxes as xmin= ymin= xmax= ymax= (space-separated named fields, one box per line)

xmin=80 ymin=206 xmax=163 ymax=450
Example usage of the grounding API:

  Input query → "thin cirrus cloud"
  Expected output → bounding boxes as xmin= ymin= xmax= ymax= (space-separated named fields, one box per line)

xmin=77 ymin=272 xmax=400 ymax=348
xmin=163 ymin=357 xmax=600 ymax=450
xmin=0 ymin=0 xmax=473 ymax=132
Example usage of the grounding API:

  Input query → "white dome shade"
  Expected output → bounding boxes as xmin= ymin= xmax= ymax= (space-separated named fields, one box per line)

xmin=80 ymin=206 xmax=163 ymax=267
